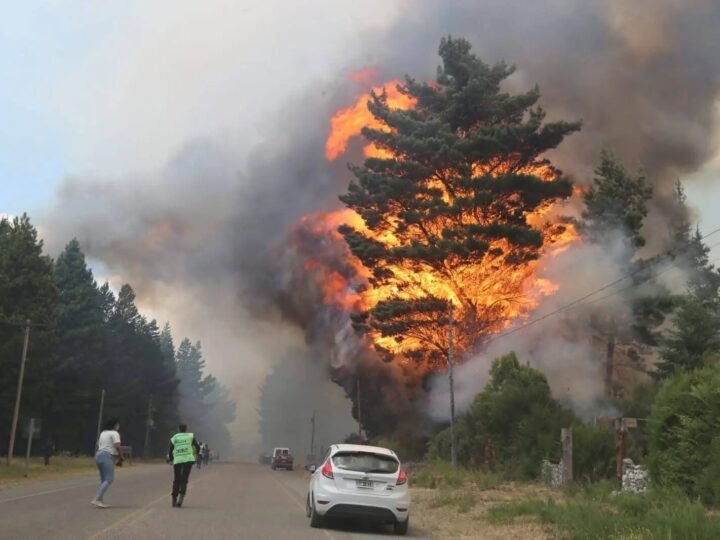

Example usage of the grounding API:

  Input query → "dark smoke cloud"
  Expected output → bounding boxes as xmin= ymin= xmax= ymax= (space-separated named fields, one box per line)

xmin=42 ymin=1 xmax=720 ymax=444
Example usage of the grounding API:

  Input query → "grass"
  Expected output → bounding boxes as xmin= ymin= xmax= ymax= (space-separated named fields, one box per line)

xmin=0 ymin=456 xmax=96 ymax=486
xmin=428 ymin=490 xmax=476 ymax=513
xmin=487 ymin=483 xmax=720 ymax=540
xmin=412 ymin=460 xmax=502 ymax=491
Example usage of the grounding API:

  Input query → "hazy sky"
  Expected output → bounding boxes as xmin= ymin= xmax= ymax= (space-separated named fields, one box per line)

xmin=1 ymin=0 xmax=400 ymax=215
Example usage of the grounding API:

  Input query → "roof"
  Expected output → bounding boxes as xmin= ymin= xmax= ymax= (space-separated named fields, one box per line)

xmin=330 ymin=444 xmax=398 ymax=458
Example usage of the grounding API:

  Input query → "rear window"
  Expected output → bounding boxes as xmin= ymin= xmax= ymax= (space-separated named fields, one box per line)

xmin=275 ymin=449 xmax=289 ymax=456
xmin=331 ymin=451 xmax=399 ymax=473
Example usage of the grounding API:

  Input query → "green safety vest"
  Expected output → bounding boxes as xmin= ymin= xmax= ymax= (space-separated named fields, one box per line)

xmin=171 ymin=432 xmax=196 ymax=464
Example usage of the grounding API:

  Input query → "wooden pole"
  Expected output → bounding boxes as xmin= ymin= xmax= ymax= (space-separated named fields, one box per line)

xmin=561 ymin=427 xmax=573 ymax=484
xmin=8 ymin=321 xmax=31 ymax=466
xmin=95 ymin=389 xmax=105 ymax=452
xmin=449 ymin=303 xmax=457 ymax=467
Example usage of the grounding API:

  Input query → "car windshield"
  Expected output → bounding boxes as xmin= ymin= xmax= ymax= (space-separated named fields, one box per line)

xmin=331 ymin=451 xmax=399 ymax=474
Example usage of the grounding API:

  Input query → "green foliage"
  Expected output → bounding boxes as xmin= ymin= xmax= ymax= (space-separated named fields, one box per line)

xmin=648 ymin=363 xmax=720 ymax=503
xmin=340 ymin=36 xmax=579 ymax=365
xmin=0 ymin=215 xmax=57 ymax=454
xmin=572 ymin=423 xmax=616 ymax=482
xmin=487 ymin=486 xmax=720 ymax=540
xmin=428 ymin=353 xmax=573 ymax=479
xmin=581 ymin=150 xmax=653 ymax=248
xmin=655 ymin=295 xmax=720 ymax=380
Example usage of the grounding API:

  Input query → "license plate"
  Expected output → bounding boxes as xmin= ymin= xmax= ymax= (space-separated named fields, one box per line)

xmin=357 ymin=480 xmax=373 ymax=488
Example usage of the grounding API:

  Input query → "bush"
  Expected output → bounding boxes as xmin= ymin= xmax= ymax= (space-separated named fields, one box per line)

xmin=648 ymin=363 xmax=720 ymax=504
xmin=572 ymin=423 xmax=615 ymax=482
xmin=426 ymin=353 xmax=574 ymax=479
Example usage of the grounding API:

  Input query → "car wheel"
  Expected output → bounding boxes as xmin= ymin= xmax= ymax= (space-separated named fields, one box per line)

xmin=309 ymin=495 xmax=325 ymax=529
xmin=393 ymin=516 xmax=409 ymax=536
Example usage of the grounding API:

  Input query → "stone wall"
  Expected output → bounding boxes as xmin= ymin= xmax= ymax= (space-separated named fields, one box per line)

xmin=542 ymin=459 xmax=565 ymax=487
xmin=622 ymin=458 xmax=649 ymax=494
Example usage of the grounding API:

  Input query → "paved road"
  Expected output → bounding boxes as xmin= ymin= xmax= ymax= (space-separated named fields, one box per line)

xmin=0 ymin=462 xmax=428 ymax=539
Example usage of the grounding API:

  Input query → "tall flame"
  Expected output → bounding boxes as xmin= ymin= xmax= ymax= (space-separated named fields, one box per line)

xmin=299 ymin=75 xmax=580 ymax=372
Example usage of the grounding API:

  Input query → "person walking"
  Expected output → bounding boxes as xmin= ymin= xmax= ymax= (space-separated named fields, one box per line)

xmin=91 ymin=418 xmax=122 ymax=508
xmin=203 ymin=444 xmax=210 ymax=466
xmin=168 ymin=423 xmax=200 ymax=508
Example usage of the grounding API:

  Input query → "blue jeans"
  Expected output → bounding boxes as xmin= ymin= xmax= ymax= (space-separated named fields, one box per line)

xmin=94 ymin=452 xmax=115 ymax=501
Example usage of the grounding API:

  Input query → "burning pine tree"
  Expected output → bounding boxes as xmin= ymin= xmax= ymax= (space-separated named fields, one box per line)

xmin=334 ymin=37 xmax=581 ymax=374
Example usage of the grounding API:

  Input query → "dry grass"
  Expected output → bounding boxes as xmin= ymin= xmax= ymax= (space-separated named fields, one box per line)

xmin=411 ymin=481 xmax=561 ymax=539
xmin=0 ymin=456 xmax=97 ymax=487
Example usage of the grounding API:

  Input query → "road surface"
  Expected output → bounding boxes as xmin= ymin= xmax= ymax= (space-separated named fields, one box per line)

xmin=0 ymin=462 xmax=428 ymax=539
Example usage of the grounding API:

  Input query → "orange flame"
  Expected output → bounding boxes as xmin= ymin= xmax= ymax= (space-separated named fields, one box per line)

xmin=307 ymin=78 xmax=580 ymax=369
xmin=325 ymin=80 xmax=416 ymax=161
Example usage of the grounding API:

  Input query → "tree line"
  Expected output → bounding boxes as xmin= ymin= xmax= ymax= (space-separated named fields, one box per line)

xmin=0 ymin=215 xmax=235 ymax=457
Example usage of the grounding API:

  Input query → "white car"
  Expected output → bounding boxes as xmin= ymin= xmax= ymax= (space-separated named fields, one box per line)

xmin=305 ymin=444 xmax=410 ymax=535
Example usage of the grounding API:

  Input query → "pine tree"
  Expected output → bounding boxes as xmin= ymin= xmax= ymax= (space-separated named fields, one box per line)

xmin=655 ymin=295 xmax=720 ymax=380
xmin=52 ymin=239 xmax=108 ymax=451
xmin=581 ymin=150 xmax=653 ymax=248
xmin=339 ymin=37 xmax=579 ymax=369
xmin=0 ymin=215 xmax=57 ymax=454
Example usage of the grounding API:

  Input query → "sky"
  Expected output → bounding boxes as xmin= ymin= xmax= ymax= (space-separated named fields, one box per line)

xmin=0 ymin=0 xmax=400 ymax=215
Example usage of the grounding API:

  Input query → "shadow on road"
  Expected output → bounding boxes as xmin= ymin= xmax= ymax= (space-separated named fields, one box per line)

xmin=323 ymin=517 xmax=428 ymax=538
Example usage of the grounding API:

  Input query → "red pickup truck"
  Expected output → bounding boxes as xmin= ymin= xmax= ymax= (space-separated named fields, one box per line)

xmin=271 ymin=447 xmax=294 ymax=471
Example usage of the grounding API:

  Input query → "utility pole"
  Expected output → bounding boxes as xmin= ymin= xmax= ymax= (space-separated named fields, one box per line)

xmin=310 ymin=410 xmax=316 ymax=459
xmin=144 ymin=395 xmax=153 ymax=459
xmin=7 ymin=321 xmax=31 ymax=466
xmin=357 ymin=379 xmax=363 ymax=440
xmin=448 ymin=304 xmax=457 ymax=467
xmin=95 ymin=389 xmax=106 ymax=451
xmin=605 ymin=317 xmax=617 ymax=397
xmin=23 ymin=418 xmax=35 ymax=478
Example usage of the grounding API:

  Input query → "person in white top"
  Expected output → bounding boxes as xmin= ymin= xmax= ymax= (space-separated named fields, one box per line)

xmin=91 ymin=418 xmax=121 ymax=508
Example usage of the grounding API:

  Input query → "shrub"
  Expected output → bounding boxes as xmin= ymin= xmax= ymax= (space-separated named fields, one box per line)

xmin=572 ymin=423 xmax=615 ymax=482
xmin=426 ymin=353 xmax=574 ymax=479
xmin=648 ymin=363 xmax=720 ymax=504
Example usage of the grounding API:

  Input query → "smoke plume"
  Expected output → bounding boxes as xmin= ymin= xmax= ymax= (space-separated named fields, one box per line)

xmin=42 ymin=1 xmax=720 ymax=447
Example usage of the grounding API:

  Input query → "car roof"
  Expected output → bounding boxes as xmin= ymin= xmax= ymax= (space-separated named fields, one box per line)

xmin=330 ymin=444 xmax=398 ymax=459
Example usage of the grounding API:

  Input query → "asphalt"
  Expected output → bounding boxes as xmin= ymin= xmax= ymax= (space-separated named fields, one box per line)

xmin=0 ymin=462 xmax=429 ymax=539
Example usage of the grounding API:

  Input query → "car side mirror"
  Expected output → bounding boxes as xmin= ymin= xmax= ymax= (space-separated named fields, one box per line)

xmin=305 ymin=464 xmax=317 ymax=473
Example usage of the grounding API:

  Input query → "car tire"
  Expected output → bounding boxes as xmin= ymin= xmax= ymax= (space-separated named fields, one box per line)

xmin=308 ymin=495 xmax=325 ymax=529
xmin=394 ymin=516 xmax=409 ymax=536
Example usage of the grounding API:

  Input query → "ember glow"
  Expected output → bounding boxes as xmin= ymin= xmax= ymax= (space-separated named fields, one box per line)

xmin=302 ymin=77 xmax=580 ymax=374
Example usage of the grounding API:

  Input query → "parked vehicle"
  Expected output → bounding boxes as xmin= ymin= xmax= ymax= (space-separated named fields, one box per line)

xmin=305 ymin=444 xmax=410 ymax=535
xmin=271 ymin=447 xmax=294 ymax=470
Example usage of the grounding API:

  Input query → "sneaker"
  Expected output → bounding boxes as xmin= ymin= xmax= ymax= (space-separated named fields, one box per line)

xmin=172 ymin=497 xmax=178 ymax=507
xmin=95 ymin=502 xmax=110 ymax=508
xmin=177 ymin=494 xmax=184 ymax=508
xmin=90 ymin=500 xmax=100 ymax=506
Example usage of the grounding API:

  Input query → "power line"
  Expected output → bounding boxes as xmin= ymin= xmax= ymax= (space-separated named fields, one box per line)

xmin=483 ymin=227 xmax=720 ymax=346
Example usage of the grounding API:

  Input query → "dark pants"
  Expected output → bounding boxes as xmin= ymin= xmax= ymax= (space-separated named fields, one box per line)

xmin=172 ymin=462 xmax=194 ymax=497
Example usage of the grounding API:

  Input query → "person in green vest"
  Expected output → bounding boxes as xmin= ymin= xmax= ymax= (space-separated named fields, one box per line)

xmin=167 ymin=423 xmax=201 ymax=507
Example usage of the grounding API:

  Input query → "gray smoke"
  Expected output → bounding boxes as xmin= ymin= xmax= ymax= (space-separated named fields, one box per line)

xmin=41 ymin=1 xmax=720 ymax=445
